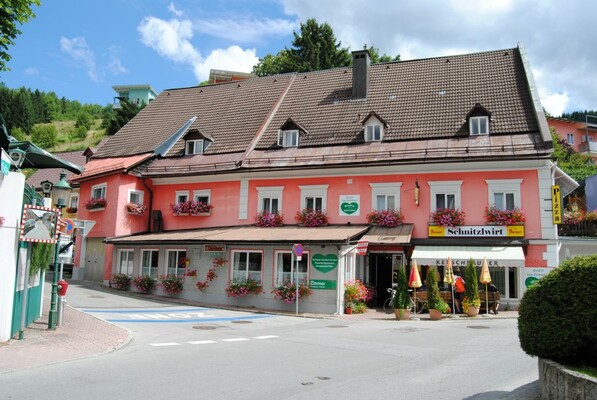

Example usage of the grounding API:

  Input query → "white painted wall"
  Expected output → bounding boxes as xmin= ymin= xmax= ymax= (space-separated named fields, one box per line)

xmin=0 ymin=171 xmax=25 ymax=342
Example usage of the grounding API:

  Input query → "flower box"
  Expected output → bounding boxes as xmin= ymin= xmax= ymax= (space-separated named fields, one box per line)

xmin=159 ymin=274 xmax=184 ymax=295
xmin=255 ymin=211 xmax=283 ymax=227
xmin=65 ymin=207 xmax=78 ymax=214
xmin=295 ymin=209 xmax=328 ymax=227
xmin=85 ymin=198 xmax=106 ymax=211
xmin=171 ymin=201 xmax=212 ymax=216
xmin=272 ymin=281 xmax=313 ymax=304
xmin=366 ymin=209 xmax=404 ymax=227
xmin=484 ymin=206 xmax=525 ymax=226
xmin=125 ymin=202 xmax=147 ymax=216
xmin=225 ymin=279 xmax=263 ymax=297
xmin=429 ymin=208 xmax=465 ymax=227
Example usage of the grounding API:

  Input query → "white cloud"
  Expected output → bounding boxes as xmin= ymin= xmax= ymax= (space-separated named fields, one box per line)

xmin=138 ymin=15 xmax=258 ymax=82
xmin=193 ymin=18 xmax=296 ymax=43
xmin=541 ymin=92 xmax=570 ymax=117
xmin=24 ymin=67 xmax=39 ymax=76
xmin=59 ymin=36 xmax=99 ymax=82
xmin=168 ymin=2 xmax=183 ymax=17
xmin=108 ymin=45 xmax=128 ymax=75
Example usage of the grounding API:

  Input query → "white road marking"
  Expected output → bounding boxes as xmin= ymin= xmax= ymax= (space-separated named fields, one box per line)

xmin=221 ymin=338 xmax=250 ymax=342
xmin=188 ymin=340 xmax=217 ymax=345
xmin=150 ymin=342 xmax=181 ymax=347
xmin=253 ymin=335 xmax=278 ymax=340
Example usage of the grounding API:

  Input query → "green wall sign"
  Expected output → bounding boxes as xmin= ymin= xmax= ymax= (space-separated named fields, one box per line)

xmin=339 ymin=195 xmax=360 ymax=216
xmin=311 ymin=254 xmax=338 ymax=273
xmin=310 ymin=279 xmax=337 ymax=290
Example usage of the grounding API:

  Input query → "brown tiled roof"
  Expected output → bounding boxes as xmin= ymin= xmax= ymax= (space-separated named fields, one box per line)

xmin=94 ymin=75 xmax=294 ymax=158
xmin=254 ymin=47 xmax=539 ymax=149
xmin=26 ymin=151 xmax=87 ymax=188
xmin=70 ymin=154 xmax=152 ymax=182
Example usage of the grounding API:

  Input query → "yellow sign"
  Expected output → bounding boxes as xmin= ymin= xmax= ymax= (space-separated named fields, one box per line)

xmin=506 ymin=225 xmax=525 ymax=237
xmin=551 ymin=185 xmax=562 ymax=225
xmin=428 ymin=225 xmax=446 ymax=237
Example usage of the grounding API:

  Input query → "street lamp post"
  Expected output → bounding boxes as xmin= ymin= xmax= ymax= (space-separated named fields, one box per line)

xmin=48 ymin=172 xmax=71 ymax=330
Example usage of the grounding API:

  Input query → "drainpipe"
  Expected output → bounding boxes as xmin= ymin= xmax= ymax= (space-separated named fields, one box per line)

xmin=142 ymin=178 xmax=153 ymax=232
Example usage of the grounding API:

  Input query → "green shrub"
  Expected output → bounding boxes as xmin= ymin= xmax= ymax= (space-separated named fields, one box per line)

xmin=426 ymin=269 xmax=449 ymax=312
xmin=518 ymin=255 xmax=597 ymax=367
xmin=110 ymin=273 xmax=131 ymax=290
xmin=464 ymin=258 xmax=480 ymax=305
xmin=391 ymin=267 xmax=411 ymax=309
xmin=31 ymin=124 xmax=57 ymax=148
xmin=69 ymin=125 xmax=88 ymax=140
xmin=75 ymin=112 xmax=93 ymax=131
xmin=10 ymin=127 xmax=27 ymax=141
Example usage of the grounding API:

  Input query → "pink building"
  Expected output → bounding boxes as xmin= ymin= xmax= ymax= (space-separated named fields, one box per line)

xmin=548 ymin=117 xmax=597 ymax=163
xmin=72 ymin=44 xmax=574 ymax=314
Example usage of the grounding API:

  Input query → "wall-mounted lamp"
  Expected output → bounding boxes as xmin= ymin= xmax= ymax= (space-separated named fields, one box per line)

xmin=414 ymin=178 xmax=420 ymax=206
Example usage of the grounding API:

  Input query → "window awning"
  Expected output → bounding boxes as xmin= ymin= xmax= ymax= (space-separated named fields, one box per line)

xmin=411 ymin=246 xmax=525 ymax=268
xmin=105 ymin=225 xmax=370 ymax=245
xmin=359 ymin=224 xmax=413 ymax=245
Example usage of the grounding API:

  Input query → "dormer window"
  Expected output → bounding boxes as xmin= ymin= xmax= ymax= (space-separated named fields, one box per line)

xmin=470 ymin=116 xmax=489 ymax=135
xmin=186 ymin=139 xmax=204 ymax=155
xmin=365 ymin=124 xmax=382 ymax=141
xmin=278 ymin=130 xmax=299 ymax=147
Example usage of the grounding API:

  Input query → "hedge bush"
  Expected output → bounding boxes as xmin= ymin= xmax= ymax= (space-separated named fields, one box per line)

xmin=518 ymin=255 xmax=597 ymax=367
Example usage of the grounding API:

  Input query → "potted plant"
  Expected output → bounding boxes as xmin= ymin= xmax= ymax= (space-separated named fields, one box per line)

xmin=131 ymin=274 xmax=157 ymax=293
xmin=225 ymin=278 xmax=263 ymax=297
xmin=463 ymin=258 xmax=481 ymax=316
xmin=366 ymin=209 xmax=404 ymax=227
xmin=187 ymin=200 xmax=212 ymax=216
xmin=484 ymin=206 xmax=525 ymax=225
xmin=344 ymin=280 xmax=368 ymax=314
xmin=255 ymin=210 xmax=284 ymax=227
xmin=125 ymin=202 xmax=147 ymax=216
xmin=159 ymin=274 xmax=184 ymax=295
xmin=272 ymin=281 xmax=313 ymax=304
xmin=85 ymin=198 xmax=106 ymax=210
xmin=295 ymin=208 xmax=328 ymax=227
xmin=426 ymin=269 xmax=449 ymax=320
xmin=429 ymin=208 xmax=465 ymax=227
xmin=110 ymin=273 xmax=131 ymax=290
xmin=391 ymin=268 xmax=411 ymax=320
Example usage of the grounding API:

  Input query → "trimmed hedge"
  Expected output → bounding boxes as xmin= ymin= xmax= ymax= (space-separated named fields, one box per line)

xmin=518 ymin=255 xmax=597 ymax=367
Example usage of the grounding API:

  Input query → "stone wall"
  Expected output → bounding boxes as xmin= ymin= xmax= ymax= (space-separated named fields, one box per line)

xmin=539 ymin=358 xmax=597 ymax=400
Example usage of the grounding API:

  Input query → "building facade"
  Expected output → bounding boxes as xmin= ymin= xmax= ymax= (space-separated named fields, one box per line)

xmin=73 ymin=44 xmax=570 ymax=314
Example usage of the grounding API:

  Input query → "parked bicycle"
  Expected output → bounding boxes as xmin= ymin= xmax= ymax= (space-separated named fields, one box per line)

xmin=383 ymin=288 xmax=424 ymax=314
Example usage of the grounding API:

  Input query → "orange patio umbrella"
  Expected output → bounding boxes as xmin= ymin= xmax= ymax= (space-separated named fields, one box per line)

xmin=409 ymin=259 xmax=422 ymax=313
xmin=443 ymin=257 xmax=456 ymax=315
xmin=479 ymin=257 xmax=492 ymax=315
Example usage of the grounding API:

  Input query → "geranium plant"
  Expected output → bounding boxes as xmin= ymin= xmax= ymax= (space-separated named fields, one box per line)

xmin=159 ymin=274 xmax=184 ymax=294
xmin=110 ymin=273 xmax=131 ymax=290
xmin=255 ymin=211 xmax=283 ymax=227
xmin=429 ymin=208 xmax=465 ymax=227
xmin=196 ymin=268 xmax=217 ymax=292
xmin=178 ymin=257 xmax=190 ymax=269
xmin=65 ymin=207 xmax=78 ymax=214
xmin=563 ymin=210 xmax=585 ymax=225
xmin=125 ymin=202 xmax=147 ymax=216
xmin=344 ymin=280 xmax=369 ymax=313
xmin=132 ymin=275 xmax=157 ymax=293
xmin=484 ymin=206 xmax=525 ymax=225
xmin=295 ymin=208 xmax=328 ymax=227
xmin=272 ymin=281 xmax=313 ymax=304
xmin=171 ymin=200 xmax=212 ymax=216
xmin=85 ymin=198 xmax=106 ymax=210
xmin=225 ymin=278 xmax=263 ymax=297
xmin=366 ymin=209 xmax=404 ymax=227
xmin=184 ymin=269 xmax=197 ymax=277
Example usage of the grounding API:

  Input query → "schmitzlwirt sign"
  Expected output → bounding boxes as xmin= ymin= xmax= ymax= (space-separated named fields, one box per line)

xmin=428 ymin=225 xmax=524 ymax=237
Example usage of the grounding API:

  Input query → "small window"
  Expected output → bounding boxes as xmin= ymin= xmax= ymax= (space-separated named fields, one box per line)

xmin=166 ymin=249 xmax=187 ymax=277
xmin=141 ymin=249 xmax=159 ymax=277
xmin=275 ymin=251 xmax=309 ymax=286
xmin=262 ymin=197 xmax=279 ymax=213
xmin=567 ymin=133 xmax=574 ymax=145
xmin=117 ymin=249 xmax=134 ymax=275
xmin=470 ymin=116 xmax=489 ymax=135
xmin=257 ymin=186 xmax=283 ymax=214
xmin=69 ymin=194 xmax=79 ymax=209
xmin=370 ymin=183 xmax=401 ymax=211
xmin=435 ymin=193 xmax=456 ymax=210
xmin=186 ymin=139 xmax=204 ymax=155
xmin=129 ymin=189 xmax=144 ymax=205
xmin=175 ymin=190 xmax=189 ymax=204
xmin=232 ymin=251 xmax=263 ymax=284
xmin=91 ymin=183 xmax=106 ymax=200
xmin=300 ymin=185 xmax=328 ymax=212
xmin=277 ymin=130 xmax=299 ymax=147
xmin=365 ymin=124 xmax=382 ymax=142
xmin=193 ymin=189 xmax=211 ymax=207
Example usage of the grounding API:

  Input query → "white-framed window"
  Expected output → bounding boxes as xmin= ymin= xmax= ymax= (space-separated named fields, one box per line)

xmin=141 ymin=249 xmax=159 ymax=277
xmin=91 ymin=183 xmax=106 ymax=200
xmin=274 ymin=250 xmax=309 ymax=285
xmin=166 ymin=249 xmax=187 ymax=277
xmin=365 ymin=124 xmax=383 ymax=142
xmin=486 ymin=179 xmax=522 ymax=210
xmin=257 ymin=186 xmax=284 ymax=213
xmin=128 ymin=189 xmax=144 ymax=205
xmin=186 ymin=139 xmax=204 ymax=155
xmin=175 ymin=190 xmax=189 ymax=204
xmin=231 ymin=250 xmax=263 ymax=284
xmin=299 ymin=185 xmax=328 ymax=211
xmin=428 ymin=181 xmax=462 ymax=210
xmin=567 ymin=133 xmax=574 ymax=145
xmin=488 ymin=266 xmax=519 ymax=300
xmin=117 ymin=249 xmax=134 ymax=275
xmin=277 ymin=130 xmax=299 ymax=147
xmin=470 ymin=116 xmax=489 ymax=135
xmin=193 ymin=189 xmax=211 ymax=205
xmin=369 ymin=182 xmax=402 ymax=211
xmin=68 ymin=193 xmax=79 ymax=209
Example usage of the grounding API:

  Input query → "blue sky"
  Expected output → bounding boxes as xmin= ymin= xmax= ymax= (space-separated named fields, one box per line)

xmin=1 ymin=0 xmax=596 ymax=116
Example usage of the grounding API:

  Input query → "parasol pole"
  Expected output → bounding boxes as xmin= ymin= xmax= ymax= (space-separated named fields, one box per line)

xmin=485 ymin=283 xmax=489 ymax=315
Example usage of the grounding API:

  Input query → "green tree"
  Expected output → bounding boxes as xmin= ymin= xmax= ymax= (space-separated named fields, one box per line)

xmin=551 ymin=129 xmax=597 ymax=182
xmin=363 ymin=44 xmax=400 ymax=63
xmin=30 ymin=123 xmax=57 ymax=148
xmin=0 ymin=0 xmax=41 ymax=71
xmin=102 ymin=98 xmax=143 ymax=135
xmin=253 ymin=19 xmax=351 ymax=76
xmin=10 ymin=126 xmax=26 ymax=140
xmin=12 ymin=87 xmax=34 ymax=133
xmin=75 ymin=111 xmax=92 ymax=131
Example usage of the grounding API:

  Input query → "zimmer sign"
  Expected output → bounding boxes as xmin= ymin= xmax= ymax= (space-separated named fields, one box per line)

xmin=428 ymin=225 xmax=524 ymax=237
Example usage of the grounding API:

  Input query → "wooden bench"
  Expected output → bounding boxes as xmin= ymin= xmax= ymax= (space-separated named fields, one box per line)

xmin=479 ymin=291 xmax=500 ymax=314
xmin=411 ymin=291 xmax=453 ymax=312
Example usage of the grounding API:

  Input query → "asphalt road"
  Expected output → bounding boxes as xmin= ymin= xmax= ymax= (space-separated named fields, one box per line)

xmin=0 ymin=284 xmax=539 ymax=400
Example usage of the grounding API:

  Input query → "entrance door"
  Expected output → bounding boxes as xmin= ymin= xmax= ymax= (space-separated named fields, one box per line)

xmin=370 ymin=254 xmax=393 ymax=307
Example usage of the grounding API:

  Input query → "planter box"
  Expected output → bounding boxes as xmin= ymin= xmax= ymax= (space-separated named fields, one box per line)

xmin=87 ymin=207 xmax=105 ymax=212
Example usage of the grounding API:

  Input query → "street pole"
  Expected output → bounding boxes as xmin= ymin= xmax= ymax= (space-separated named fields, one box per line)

xmin=48 ymin=231 xmax=60 ymax=330
xmin=295 ymin=255 xmax=299 ymax=315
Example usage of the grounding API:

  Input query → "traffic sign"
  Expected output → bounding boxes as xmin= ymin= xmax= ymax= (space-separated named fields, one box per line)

xmin=293 ymin=243 xmax=303 ymax=257
xmin=356 ymin=240 xmax=368 ymax=256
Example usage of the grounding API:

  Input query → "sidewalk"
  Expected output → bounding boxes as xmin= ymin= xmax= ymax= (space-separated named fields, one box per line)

xmin=0 ymin=281 xmax=518 ymax=374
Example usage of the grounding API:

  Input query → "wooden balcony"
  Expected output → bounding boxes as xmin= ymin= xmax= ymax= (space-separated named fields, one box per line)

xmin=558 ymin=221 xmax=597 ymax=237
